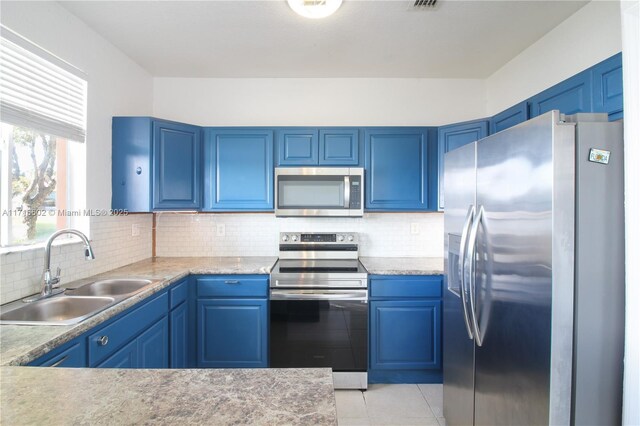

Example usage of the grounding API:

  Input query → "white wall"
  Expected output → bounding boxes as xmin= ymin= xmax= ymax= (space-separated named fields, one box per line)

xmin=153 ymin=78 xmax=486 ymax=126
xmin=0 ymin=1 xmax=154 ymax=304
xmin=621 ymin=2 xmax=640 ymax=424
xmin=486 ymin=0 xmax=622 ymax=115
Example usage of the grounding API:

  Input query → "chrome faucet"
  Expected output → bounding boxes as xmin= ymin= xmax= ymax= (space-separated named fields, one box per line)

xmin=23 ymin=229 xmax=95 ymax=302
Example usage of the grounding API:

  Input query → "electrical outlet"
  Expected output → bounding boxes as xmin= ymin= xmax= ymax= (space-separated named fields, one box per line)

xmin=216 ymin=224 xmax=226 ymax=237
xmin=131 ymin=223 xmax=140 ymax=237
xmin=410 ymin=223 xmax=420 ymax=235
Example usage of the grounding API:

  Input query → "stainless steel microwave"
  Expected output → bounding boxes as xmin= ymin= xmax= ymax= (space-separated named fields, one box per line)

xmin=274 ymin=167 xmax=364 ymax=217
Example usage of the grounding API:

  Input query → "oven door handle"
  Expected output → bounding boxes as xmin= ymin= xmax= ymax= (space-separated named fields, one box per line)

xmin=270 ymin=289 xmax=368 ymax=301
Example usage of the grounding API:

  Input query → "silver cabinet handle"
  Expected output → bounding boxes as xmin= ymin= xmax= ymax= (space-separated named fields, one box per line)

xmin=98 ymin=335 xmax=109 ymax=346
xmin=51 ymin=355 xmax=69 ymax=367
xmin=224 ymin=280 xmax=240 ymax=284
xmin=465 ymin=205 xmax=484 ymax=347
xmin=459 ymin=204 xmax=475 ymax=340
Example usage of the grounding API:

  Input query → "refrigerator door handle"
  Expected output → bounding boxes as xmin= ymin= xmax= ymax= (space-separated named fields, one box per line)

xmin=465 ymin=205 xmax=484 ymax=347
xmin=459 ymin=204 xmax=476 ymax=340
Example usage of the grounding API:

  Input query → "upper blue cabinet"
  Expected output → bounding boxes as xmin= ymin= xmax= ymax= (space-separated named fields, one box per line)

xmin=203 ymin=129 xmax=274 ymax=211
xmin=591 ymin=53 xmax=623 ymax=120
xmin=112 ymin=117 xmax=201 ymax=212
xmin=364 ymin=128 xmax=436 ymax=211
xmin=276 ymin=128 xmax=360 ymax=166
xmin=437 ymin=119 xmax=488 ymax=210
xmin=153 ymin=121 xmax=202 ymax=210
xmin=490 ymin=101 xmax=528 ymax=135
xmin=529 ymin=70 xmax=592 ymax=117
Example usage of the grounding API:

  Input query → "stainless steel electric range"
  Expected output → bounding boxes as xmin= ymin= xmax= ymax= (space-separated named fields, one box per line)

xmin=269 ymin=232 xmax=368 ymax=390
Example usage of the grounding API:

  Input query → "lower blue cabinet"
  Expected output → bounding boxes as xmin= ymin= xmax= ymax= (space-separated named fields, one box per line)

xmin=170 ymin=301 xmax=189 ymax=368
xmin=29 ymin=337 xmax=87 ymax=368
xmin=369 ymin=275 xmax=443 ymax=384
xmin=196 ymin=299 xmax=268 ymax=368
xmin=97 ymin=339 xmax=138 ymax=368
xmin=138 ymin=316 xmax=169 ymax=368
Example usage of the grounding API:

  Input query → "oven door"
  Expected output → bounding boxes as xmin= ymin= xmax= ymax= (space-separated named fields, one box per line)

xmin=269 ymin=289 xmax=368 ymax=389
xmin=275 ymin=167 xmax=363 ymax=217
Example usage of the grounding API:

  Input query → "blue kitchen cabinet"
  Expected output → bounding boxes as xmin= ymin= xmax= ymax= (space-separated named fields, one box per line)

xmin=195 ymin=275 xmax=269 ymax=368
xmin=29 ymin=337 xmax=87 ymax=367
xmin=437 ymin=119 xmax=489 ymax=210
xmin=203 ymin=129 xmax=274 ymax=211
xmin=369 ymin=275 xmax=443 ymax=383
xmin=591 ymin=53 xmax=623 ymax=120
xmin=529 ymin=70 xmax=592 ymax=118
xmin=138 ymin=316 xmax=169 ymax=368
xmin=112 ymin=117 xmax=201 ymax=212
xmin=277 ymin=128 xmax=319 ymax=165
xmin=170 ymin=300 xmax=189 ymax=368
xmin=153 ymin=121 xmax=202 ymax=210
xmin=364 ymin=128 xmax=436 ymax=211
xmin=490 ymin=101 xmax=528 ymax=135
xmin=276 ymin=128 xmax=360 ymax=166
xmin=96 ymin=339 xmax=138 ymax=368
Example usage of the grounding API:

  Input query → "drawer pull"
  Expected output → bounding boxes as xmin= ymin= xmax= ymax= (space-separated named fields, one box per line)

xmin=224 ymin=280 xmax=240 ymax=284
xmin=98 ymin=335 xmax=109 ymax=346
xmin=51 ymin=355 xmax=69 ymax=367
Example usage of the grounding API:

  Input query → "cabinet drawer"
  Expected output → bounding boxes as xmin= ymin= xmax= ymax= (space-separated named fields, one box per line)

xmin=31 ymin=339 xmax=87 ymax=368
xmin=88 ymin=292 xmax=169 ymax=366
xmin=170 ymin=279 xmax=188 ymax=309
xmin=196 ymin=276 xmax=268 ymax=298
xmin=370 ymin=276 xmax=442 ymax=299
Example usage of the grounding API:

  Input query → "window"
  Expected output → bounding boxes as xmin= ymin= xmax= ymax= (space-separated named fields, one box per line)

xmin=0 ymin=26 xmax=87 ymax=247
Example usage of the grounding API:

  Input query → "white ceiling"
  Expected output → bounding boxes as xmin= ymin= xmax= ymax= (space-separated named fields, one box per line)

xmin=58 ymin=0 xmax=588 ymax=78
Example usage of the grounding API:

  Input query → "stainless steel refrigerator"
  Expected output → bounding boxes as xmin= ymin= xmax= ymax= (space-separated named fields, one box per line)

xmin=443 ymin=111 xmax=625 ymax=425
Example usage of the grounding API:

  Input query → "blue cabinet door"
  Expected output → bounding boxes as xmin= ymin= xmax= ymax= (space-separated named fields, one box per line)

xmin=96 ymin=339 xmax=138 ymax=368
xmin=204 ymin=129 xmax=274 ymax=211
xmin=490 ymin=101 xmax=528 ymax=135
xmin=591 ymin=53 xmax=623 ymax=120
xmin=153 ymin=121 xmax=201 ymax=210
xmin=364 ymin=128 xmax=433 ymax=211
xmin=112 ymin=117 xmax=153 ymax=212
xmin=30 ymin=338 xmax=87 ymax=368
xmin=170 ymin=302 xmax=189 ymax=368
xmin=437 ymin=120 xmax=489 ymax=210
xmin=196 ymin=299 xmax=268 ymax=368
xmin=529 ymin=70 xmax=592 ymax=118
xmin=319 ymin=128 xmax=360 ymax=165
xmin=138 ymin=316 xmax=169 ymax=368
xmin=277 ymin=128 xmax=319 ymax=166
xmin=370 ymin=299 xmax=442 ymax=371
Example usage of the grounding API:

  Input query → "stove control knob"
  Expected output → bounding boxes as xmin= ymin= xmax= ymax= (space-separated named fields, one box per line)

xmin=281 ymin=235 xmax=289 ymax=242
xmin=337 ymin=235 xmax=345 ymax=242
xmin=347 ymin=235 xmax=354 ymax=242
xmin=291 ymin=235 xmax=299 ymax=242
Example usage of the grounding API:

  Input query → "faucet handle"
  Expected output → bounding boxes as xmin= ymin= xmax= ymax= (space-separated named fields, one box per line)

xmin=55 ymin=267 xmax=61 ymax=278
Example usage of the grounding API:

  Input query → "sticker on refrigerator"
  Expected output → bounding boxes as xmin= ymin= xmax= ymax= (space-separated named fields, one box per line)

xmin=588 ymin=148 xmax=611 ymax=165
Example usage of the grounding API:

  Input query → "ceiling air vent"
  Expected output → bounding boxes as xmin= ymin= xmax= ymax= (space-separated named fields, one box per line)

xmin=414 ymin=0 xmax=437 ymax=8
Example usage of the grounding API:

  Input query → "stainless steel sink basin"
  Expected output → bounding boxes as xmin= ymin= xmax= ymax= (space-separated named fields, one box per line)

xmin=66 ymin=279 xmax=153 ymax=297
xmin=0 ymin=296 xmax=116 ymax=325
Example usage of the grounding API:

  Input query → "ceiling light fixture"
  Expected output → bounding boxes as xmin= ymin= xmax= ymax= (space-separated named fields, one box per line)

xmin=287 ymin=0 xmax=343 ymax=19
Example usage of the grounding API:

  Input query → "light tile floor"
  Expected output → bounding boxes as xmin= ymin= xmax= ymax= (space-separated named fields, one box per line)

xmin=335 ymin=384 xmax=445 ymax=426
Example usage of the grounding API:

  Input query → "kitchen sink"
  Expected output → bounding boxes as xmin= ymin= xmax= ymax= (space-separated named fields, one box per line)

xmin=0 ymin=296 xmax=116 ymax=326
xmin=66 ymin=279 xmax=153 ymax=297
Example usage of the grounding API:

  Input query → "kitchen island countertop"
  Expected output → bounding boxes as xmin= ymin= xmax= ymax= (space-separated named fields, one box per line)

xmin=0 ymin=366 xmax=337 ymax=425
xmin=360 ymin=257 xmax=444 ymax=275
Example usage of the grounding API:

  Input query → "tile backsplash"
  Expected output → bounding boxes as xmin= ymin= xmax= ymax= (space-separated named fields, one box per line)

xmin=155 ymin=212 xmax=444 ymax=258
xmin=0 ymin=214 xmax=152 ymax=304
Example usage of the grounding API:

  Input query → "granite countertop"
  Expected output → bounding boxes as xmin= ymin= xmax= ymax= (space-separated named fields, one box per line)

xmin=360 ymin=257 xmax=444 ymax=275
xmin=0 ymin=256 xmax=277 ymax=366
xmin=0 ymin=366 xmax=337 ymax=425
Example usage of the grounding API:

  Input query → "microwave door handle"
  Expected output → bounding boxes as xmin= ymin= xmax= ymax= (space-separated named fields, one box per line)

xmin=344 ymin=176 xmax=350 ymax=208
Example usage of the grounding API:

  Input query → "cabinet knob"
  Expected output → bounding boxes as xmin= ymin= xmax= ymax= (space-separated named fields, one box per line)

xmin=98 ymin=335 xmax=109 ymax=346
xmin=135 ymin=167 xmax=142 ymax=175
xmin=224 ymin=280 xmax=240 ymax=285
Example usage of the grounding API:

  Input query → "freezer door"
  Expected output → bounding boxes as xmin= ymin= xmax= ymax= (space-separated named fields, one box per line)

xmin=471 ymin=111 xmax=575 ymax=425
xmin=443 ymin=142 xmax=476 ymax=426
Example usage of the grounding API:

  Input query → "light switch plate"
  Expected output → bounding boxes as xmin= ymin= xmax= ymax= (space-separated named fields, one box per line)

xmin=216 ymin=224 xmax=225 ymax=237
xmin=410 ymin=223 xmax=420 ymax=235
xmin=131 ymin=223 xmax=140 ymax=237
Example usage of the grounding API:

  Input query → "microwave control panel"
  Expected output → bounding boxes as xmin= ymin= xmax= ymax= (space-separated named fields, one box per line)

xmin=350 ymin=176 xmax=362 ymax=209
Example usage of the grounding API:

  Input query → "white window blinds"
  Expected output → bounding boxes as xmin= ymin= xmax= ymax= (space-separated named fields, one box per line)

xmin=0 ymin=27 xmax=87 ymax=142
